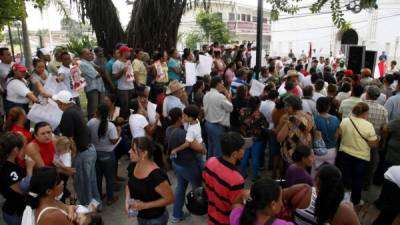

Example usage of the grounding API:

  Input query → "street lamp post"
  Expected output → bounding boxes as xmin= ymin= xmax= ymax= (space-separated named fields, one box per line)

xmin=255 ymin=0 xmax=263 ymax=79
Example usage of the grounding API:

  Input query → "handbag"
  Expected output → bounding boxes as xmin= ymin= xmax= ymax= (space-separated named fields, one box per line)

xmin=349 ymin=118 xmax=373 ymax=147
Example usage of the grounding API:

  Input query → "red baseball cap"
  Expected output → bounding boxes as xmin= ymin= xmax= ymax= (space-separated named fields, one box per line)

xmin=344 ymin=69 xmax=353 ymax=76
xmin=119 ymin=45 xmax=133 ymax=53
xmin=13 ymin=64 xmax=27 ymax=72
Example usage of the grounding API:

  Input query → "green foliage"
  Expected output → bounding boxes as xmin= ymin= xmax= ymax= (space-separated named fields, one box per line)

xmin=0 ymin=32 xmax=4 ymax=43
xmin=0 ymin=0 xmax=26 ymax=31
xmin=65 ymin=36 xmax=96 ymax=56
xmin=185 ymin=31 xmax=203 ymax=50
xmin=267 ymin=0 xmax=377 ymax=30
xmin=195 ymin=10 xmax=230 ymax=44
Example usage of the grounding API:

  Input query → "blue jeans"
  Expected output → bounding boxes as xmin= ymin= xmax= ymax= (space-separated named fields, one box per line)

xmin=96 ymin=151 xmax=116 ymax=200
xmin=73 ymin=145 xmax=101 ymax=205
xmin=137 ymin=210 xmax=169 ymax=225
xmin=205 ymin=121 xmax=225 ymax=158
xmin=172 ymin=160 xmax=201 ymax=219
xmin=240 ymin=141 xmax=264 ymax=178
xmin=2 ymin=212 xmax=21 ymax=225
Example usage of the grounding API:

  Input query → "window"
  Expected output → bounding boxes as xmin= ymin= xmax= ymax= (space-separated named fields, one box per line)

xmin=252 ymin=16 xmax=257 ymax=22
xmin=247 ymin=15 xmax=251 ymax=22
xmin=241 ymin=14 xmax=246 ymax=21
xmin=215 ymin=12 xmax=223 ymax=20
xmin=237 ymin=14 xmax=240 ymax=20
xmin=229 ymin=13 xmax=235 ymax=21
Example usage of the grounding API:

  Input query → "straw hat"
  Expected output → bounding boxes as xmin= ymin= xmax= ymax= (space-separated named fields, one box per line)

xmin=284 ymin=70 xmax=299 ymax=79
xmin=166 ymin=80 xmax=185 ymax=95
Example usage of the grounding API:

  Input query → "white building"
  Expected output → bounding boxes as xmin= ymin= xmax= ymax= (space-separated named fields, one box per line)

xmin=269 ymin=0 xmax=400 ymax=62
xmin=179 ymin=0 xmax=271 ymax=50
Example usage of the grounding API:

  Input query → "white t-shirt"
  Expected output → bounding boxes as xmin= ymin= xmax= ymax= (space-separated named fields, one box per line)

xmin=87 ymin=118 xmax=119 ymax=152
xmin=112 ymin=60 xmax=134 ymax=91
xmin=0 ymin=62 xmax=12 ymax=91
xmin=6 ymin=79 xmax=31 ymax=104
xmin=313 ymin=92 xmax=325 ymax=102
xmin=58 ymin=65 xmax=79 ymax=97
xmin=302 ymin=98 xmax=318 ymax=116
xmin=260 ymin=99 xmax=275 ymax=129
xmin=186 ymin=120 xmax=203 ymax=144
xmin=301 ymin=75 xmax=312 ymax=87
xmin=129 ymin=114 xmax=149 ymax=138
xmin=55 ymin=152 xmax=72 ymax=167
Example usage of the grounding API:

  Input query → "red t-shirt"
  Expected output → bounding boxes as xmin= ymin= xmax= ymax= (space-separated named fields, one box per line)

xmin=202 ymin=157 xmax=244 ymax=225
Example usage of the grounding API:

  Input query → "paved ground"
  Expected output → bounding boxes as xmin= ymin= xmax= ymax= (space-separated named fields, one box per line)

xmin=1 ymin=156 xmax=399 ymax=225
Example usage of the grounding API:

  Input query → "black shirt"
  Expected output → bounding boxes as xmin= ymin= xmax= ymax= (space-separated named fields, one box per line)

xmin=128 ymin=168 xmax=169 ymax=219
xmin=0 ymin=161 xmax=26 ymax=216
xmin=59 ymin=105 xmax=90 ymax=152
xmin=165 ymin=126 xmax=197 ymax=167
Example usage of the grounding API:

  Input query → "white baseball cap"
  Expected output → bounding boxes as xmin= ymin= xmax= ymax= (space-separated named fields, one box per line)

xmin=52 ymin=91 xmax=74 ymax=104
xmin=39 ymin=48 xmax=52 ymax=56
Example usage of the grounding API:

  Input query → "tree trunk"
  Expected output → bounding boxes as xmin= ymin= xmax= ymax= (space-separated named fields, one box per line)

xmin=126 ymin=0 xmax=188 ymax=53
xmin=21 ymin=3 xmax=32 ymax=69
xmin=79 ymin=0 xmax=125 ymax=53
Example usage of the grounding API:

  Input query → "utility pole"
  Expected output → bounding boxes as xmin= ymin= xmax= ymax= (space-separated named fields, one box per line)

xmin=255 ymin=0 xmax=263 ymax=79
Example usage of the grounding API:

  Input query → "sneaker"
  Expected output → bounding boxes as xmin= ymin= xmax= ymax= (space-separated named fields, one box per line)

xmin=170 ymin=213 xmax=190 ymax=223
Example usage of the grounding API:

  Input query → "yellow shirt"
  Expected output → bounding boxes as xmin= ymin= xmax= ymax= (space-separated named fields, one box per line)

xmin=339 ymin=116 xmax=377 ymax=161
xmin=132 ymin=59 xmax=147 ymax=85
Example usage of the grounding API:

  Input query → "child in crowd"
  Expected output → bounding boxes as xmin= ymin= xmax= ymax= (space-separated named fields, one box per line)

xmin=53 ymin=136 xmax=77 ymax=203
xmin=170 ymin=105 xmax=207 ymax=168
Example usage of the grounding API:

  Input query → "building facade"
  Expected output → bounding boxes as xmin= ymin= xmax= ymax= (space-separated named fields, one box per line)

xmin=178 ymin=0 xmax=271 ymax=50
xmin=269 ymin=0 xmax=400 ymax=62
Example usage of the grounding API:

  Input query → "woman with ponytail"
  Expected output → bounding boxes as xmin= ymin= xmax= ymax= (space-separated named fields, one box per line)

xmin=284 ymin=164 xmax=360 ymax=225
xmin=87 ymin=104 xmax=120 ymax=205
xmin=230 ymin=177 xmax=293 ymax=225
xmin=4 ymin=107 xmax=32 ymax=143
xmin=0 ymin=132 xmax=35 ymax=225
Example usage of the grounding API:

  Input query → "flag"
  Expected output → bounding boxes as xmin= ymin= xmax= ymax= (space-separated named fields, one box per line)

xmin=378 ymin=61 xmax=385 ymax=78
xmin=308 ymin=42 xmax=312 ymax=58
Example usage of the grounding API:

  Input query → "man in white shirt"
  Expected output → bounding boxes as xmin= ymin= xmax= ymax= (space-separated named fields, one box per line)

xmin=162 ymin=80 xmax=187 ymax=118
xmin=260 ymin=90 xmax=279 ymax=129
xmin=203 ymin=76 xmax=233 ymax=157
xmin=112 ymin=45 xmax=135 ymax=119
xmin=137 ymin=86 xmax=160 ymax=126
xmin=0 ymin=48 xmax=13 ymax=115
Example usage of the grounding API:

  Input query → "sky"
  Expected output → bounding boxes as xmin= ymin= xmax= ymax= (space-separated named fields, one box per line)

xmin=25 ymin=0 xmax=261 ymax=31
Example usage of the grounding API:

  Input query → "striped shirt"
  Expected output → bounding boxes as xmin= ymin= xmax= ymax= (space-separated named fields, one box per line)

xmin=230 ymin=78 xmax=248 ymax=95
xmin=202 ymin=157 xmax=244 ymax=225
xmin=294 ymin=187 xmax=318 ymax=225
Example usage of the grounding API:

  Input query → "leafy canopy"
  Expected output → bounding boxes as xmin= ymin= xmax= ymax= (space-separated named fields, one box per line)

xmin=196 ymin=10 xmax=230 ymax=44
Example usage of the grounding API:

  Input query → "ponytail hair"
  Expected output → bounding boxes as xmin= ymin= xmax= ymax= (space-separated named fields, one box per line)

xmin=27 ymin=167 xmax=61 ymax=209
xmin=96 ymin=104 xmax=109 ymax=139
xmin=239 ymin=178 xmax=281 ymax=225
xmin=4 ymin=107 xmax=25 ymax=131
xmin=314 ymin=164 xmax=344 ymax=225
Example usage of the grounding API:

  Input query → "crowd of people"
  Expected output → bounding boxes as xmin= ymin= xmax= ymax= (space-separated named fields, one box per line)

xmin=0 ymin=41 xmax=399 ymax=225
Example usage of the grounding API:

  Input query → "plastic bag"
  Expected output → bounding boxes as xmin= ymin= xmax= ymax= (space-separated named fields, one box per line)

xmin=21 ymin=206 xmax=35 ymax=225
xmin=27 ymin=99 xmax=63 ymax=130
xmin=44 ymin=75 xmax=69 ymax=96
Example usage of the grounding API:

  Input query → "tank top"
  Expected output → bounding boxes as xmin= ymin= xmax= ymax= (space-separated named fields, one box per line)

xmin=32 ymin=139 xmax=55 ymax=166
xmin=294 ymin=187 xmax=318 ymax=225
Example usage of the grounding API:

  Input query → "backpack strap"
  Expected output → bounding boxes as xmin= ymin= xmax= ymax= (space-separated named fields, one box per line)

xmin=36 ymin=206 xmax=68 ymax=225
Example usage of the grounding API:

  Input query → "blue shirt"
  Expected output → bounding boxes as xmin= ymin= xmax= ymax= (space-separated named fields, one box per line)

xmin=384 ymin=92 xmax=400 ymax=121
xmin=167 ymin=58 xmax=181 ymax=81
xmin=230 ymin=78 xmax=248 ymax=94
xmin=105 ymin=58 xmax=117 ymax=86
xmin=314 ymin=114 xmax=340 ymax=148
xmin=162 ymin=95 xmax=185 ymax=117
xmin=80 ymin=59 xmax=105 ymax=93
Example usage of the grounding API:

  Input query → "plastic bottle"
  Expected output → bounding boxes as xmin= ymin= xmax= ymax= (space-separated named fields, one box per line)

xmin=127 ymin=199 xmax=138 ymax=217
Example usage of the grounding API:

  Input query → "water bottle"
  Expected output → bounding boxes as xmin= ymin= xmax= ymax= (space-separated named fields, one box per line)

xmin=127 ymin=199 xmax=138 ymax=217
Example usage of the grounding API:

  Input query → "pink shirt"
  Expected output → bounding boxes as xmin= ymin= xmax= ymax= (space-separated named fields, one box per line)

xmin=230 ymin=208 xmax=294 ymax=225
